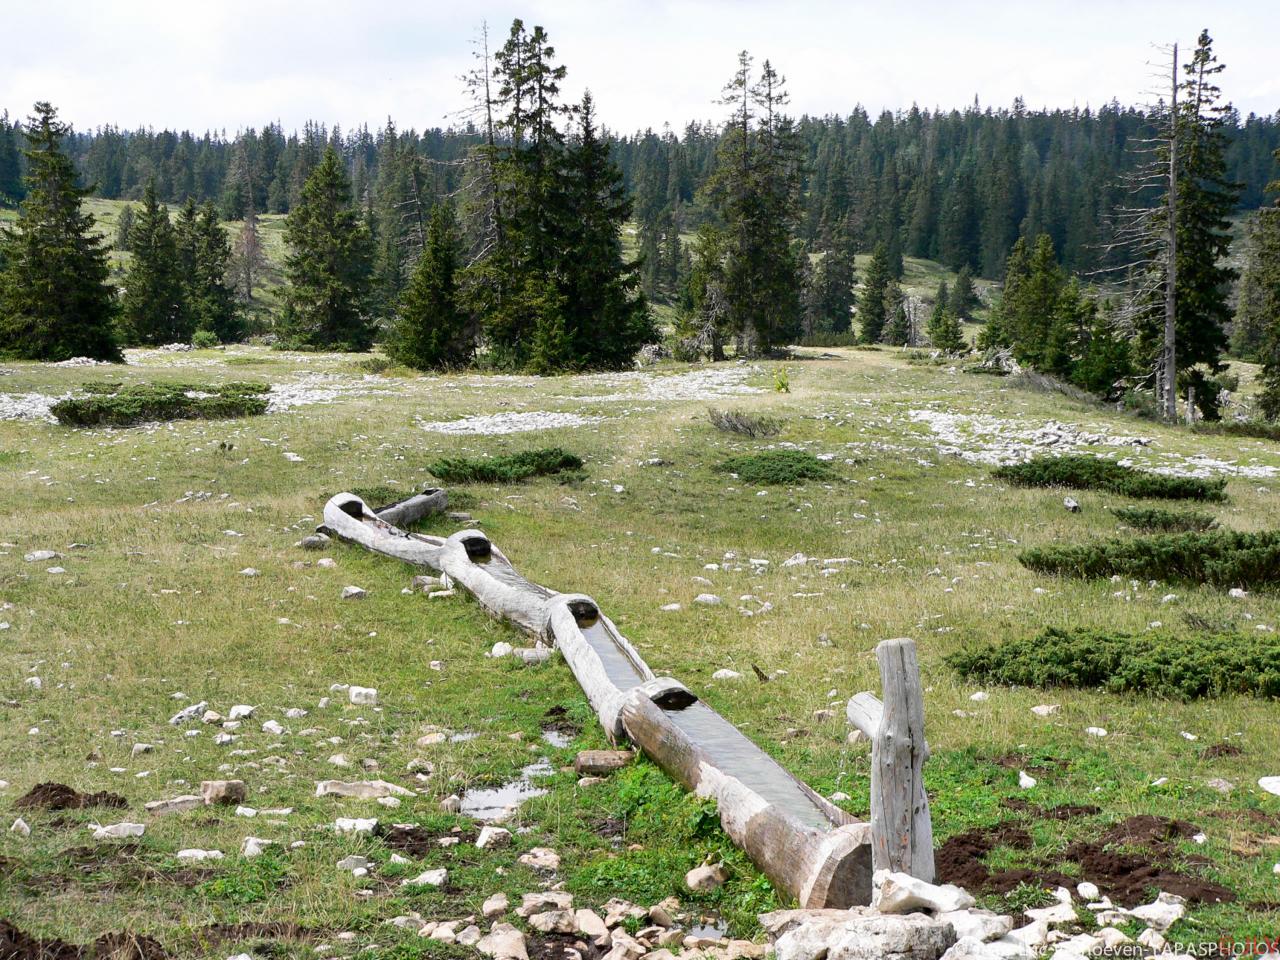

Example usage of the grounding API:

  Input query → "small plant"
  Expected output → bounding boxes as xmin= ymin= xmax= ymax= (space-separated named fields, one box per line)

xmin=1193 ymin=420 xmax=1280 ymax=442
xmin=51 ymin=380 xmax=270 ymax=427
xmin=191 ymin=330 xmax=220 ymax=349
xmin=715 ymin=450 xmax=834 ymax=486
xmin=947 ymin=627 xmax=1280 ymax=700
xmin=1019 ymin=528 xmax=1280 ymax=588
xmin=1113 ymin=505 xmax=1218 ymax=533
xmin=992 ymin=455 xmax=1226 ymax=502
xmin=707 ymin=407 xmax=782 ymax=438
xmin=773 ymin=367 xmax=790 ymax=393
xmin=428 ymin=447 xmax=583 ymax=484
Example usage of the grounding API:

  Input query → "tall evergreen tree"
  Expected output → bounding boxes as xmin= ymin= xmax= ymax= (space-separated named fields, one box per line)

xmin=802 ymin=230 xmax=857 ymax=334
xmin=926 ymin=281 xmax=965 ymax=353
xmin=386 ymin=202 xmax=471 ymax=369
xmin=279 ymin=147 xmax=375 ymax=351
xmin=0 ymin=111 xmax=23 ymax=207
xmin=1252 ymin=152 xmax=1280 ymax=418
xmin=948 ymin=265 xmax=979 ymax=319
xmin=857 ymin=242 xmax=893 ymax=343
xmin=120 ymin=180 xmax=187 ymax=345
xmin=188 ymin=201 xmax=240 ymax=342
xmin=0 ymin=103 xmax=120 ymax=361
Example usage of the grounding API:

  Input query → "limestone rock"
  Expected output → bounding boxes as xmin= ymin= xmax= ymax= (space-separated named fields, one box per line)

xmin=517 ymin=891 xmax=574 ymax=917
xmin=575 ymin=909 xmax=610 ymax=946
xmin=403 ymin=868 xmax=447 ymax=887
xmin=1128 ymin=892 xmax=1185 ymax=931
xmin=476 ymin=825 xmax=512 ymax=849
xmin=92 ymin=822 xmax=145 ymax=840
xmin=528 ymin=910 xmax=576 ymax=934
xmin=938 ymin=910 xmax=1013 ymax=943
xmin=483 ymin=892 xmax=510 ymax=918
xmin=241 ymin=836 xmax=273 ymax=857
xmin=685 ymin=862 xmax=729 ymax=892
xmin=201 ymin=779 xmax=247 ymax=805
xmin=763 ymin=909 xmax=957 ymax=960
xmin=519 ymin=846 xmax=560 ymax=870
xmin=876 ymin=871 xmax=976 ymax=914
xmin=145 ymin=795 xmax=202 ymax=816
xmin=315 ymin=779 xmax=410 ymax=800
xmin=341 ymin=585 xmax=366 ymax=600
xmin=477 ymin=923 xmax=528 ymax=960
xmin=348 ymin=685 xmax=378 ymax=705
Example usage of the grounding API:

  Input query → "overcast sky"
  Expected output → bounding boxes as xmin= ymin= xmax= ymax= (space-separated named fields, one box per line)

xmin=4 ymin=1 xmax=1278 ymax=138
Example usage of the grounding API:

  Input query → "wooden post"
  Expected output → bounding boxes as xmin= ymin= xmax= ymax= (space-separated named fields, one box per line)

xmin=846 ymin=637 xmax=934 ymax=881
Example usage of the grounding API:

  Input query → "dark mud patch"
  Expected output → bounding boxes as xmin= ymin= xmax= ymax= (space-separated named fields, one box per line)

xmin=1097 ymin=815 xmax=1201 ymax=852
xmin=1203 ymin=742 xmax=1244 ymax=760
xmin=195 ymin=922 xmax=322 ymax=945
xmin=589 ymin=816 xmax=626 ymax=840
xmin=541 ymin=705 xmax=582 ymax=738
xmin=1060 ymin=841 xmax=1235 ymax=907
xmin=15 ymin=782 xmax=128 ymax=812
xmin=526 ymin=932 xmax=602 ymax=960
xmin=376 ymin=823 xmax=475 ymax=857
xmin=934 ymin=822 xmax=1068 ymax=894
xmin=0 ymin=921 xmax=166 ymax=960
xmin=992 ymin=753 xmax=1069 ymax=772
xmin=1000 ymin=798 xmax=1101 ymax=820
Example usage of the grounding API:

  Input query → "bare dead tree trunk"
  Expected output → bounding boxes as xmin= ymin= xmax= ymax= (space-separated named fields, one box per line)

xmin=1163 ymin=43 xmax=1179 ymax=421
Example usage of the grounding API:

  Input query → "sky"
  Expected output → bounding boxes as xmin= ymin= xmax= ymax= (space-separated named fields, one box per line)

xmin=3 ymin=0 xmax=1278 ymax=138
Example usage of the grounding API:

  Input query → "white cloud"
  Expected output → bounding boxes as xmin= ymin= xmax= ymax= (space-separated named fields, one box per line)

xmin=2 ymin=0 xmax=1276 ymax=136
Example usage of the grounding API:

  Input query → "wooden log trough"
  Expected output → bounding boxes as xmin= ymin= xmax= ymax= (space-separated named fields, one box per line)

xmin=322 ymin=490 xmax=873 ymax=908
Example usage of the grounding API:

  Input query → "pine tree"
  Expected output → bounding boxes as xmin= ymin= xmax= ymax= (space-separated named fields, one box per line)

xmin=1253 ymin=153 xmax=1280 ymax=417
xmin=189 ymin=201 xmax=240 ymax=342
xmin=802 ymin=230 xmax=857 ymax=335
xmin=230 ymin=201 xmax=266 ymax=304
xmin=120 ymin=180 xmax=187 ymax=345
xmin=948 ymin=265 xmax=979 ymax=319
xmin=926 ymin=279 xmax=966 ymax=353
xmin=114 ymin=204 xmax=136 ymax=252
xmin=858 ymin=242 xmax=893 ymax=343
xmin=0 ymin=103 xmax=120 ymax=361
xmin=882 ymin=282 xmax=911 ymax=345
xmin=279 ymin=147 xmax=375 ymax=351
xmin=386 ymin=203 xmax=471 ymax=369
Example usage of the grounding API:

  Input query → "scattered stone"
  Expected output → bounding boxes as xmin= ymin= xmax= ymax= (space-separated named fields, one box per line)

xmin=694 ymin=594 xmax=722 ymax=606
xmin=476 ymin=923 xmax=528 ymax=960
xmin=176 ymin=848 xmax=223 ymax=861
xmin=1076 ymin=882 xmax=1100 ymax=902
xmin=575 ymin=909 xmax=611 ymax=946
xmin=10 ymin=818 xmax=30 ymax=837
xmin=241 ymin=836 xmax=273 ymax=857
xmin=517 ymin=892 xmax=574 ymax=917
xmin=298 ymin=533 xmax=330 ymax=550
xmin=1207 ymin=778 xmax=1235 ymax=794
xmin=685 ymin=862 xmax=729 ymax=892
xmin=201 ymin=780 xmax=247 ymax=805
xmin=403 ymin=868 xmax=447 ymax=887
xmin=937 ymin=910 xmax=1012 ymax=943
xmin=1084 ymin=727 xmax=1107 ymax=738
xmin=876 ymin=871 xmax=976 ymax=914
xmin=334 ymin=817 xmax=378 ymax=834
xmin=1030 ymin=704 xmax=1060 ymax=717
xmin=528 ymin=911 xmax=576 ymax=934
xmin=575 ymin=750 xmax=633 ymax=776
xmin=169 ymin=701 xmax=208 ymax=725
xmin=24 ymin=550 xmax=59 ymax=563
xmin=762 ymin=909 xmax=957 ymax=960
xmin=315 ymin=779 xmax=411 ymax=800
xmin=483 ymin=892 xmax=510 ymax=918
xmin=711 ymin=669 xmax=742 ymax=681
xmin=92 ymin=822 xmax=145 ymax=840
xmin=341 ymin=585 xmax=367 ymax=600
xmin=1259 ymin=776 xmax=1280 ymax=797
xmin=337 ymin=855 xmax=370 ymax=872
xmin=477 ymin=825 xmax=512 ymax=849
xmin=519 ymin=847 xmax=560 ymax=870
xmin=1017 ymin=771 xmax=1037 ymax=790
xmin=348 ymin=685 xmax=378 ymax=705
xmin=145 ymin=795 xmax=202 ymax=816
xmin=491 ymin=642 xmax=514 ymax=658
xmin=1063 ymin=496 xmax=1080 ymax=513
xmin=1128 ymin=892 xmax=1186 ymax=931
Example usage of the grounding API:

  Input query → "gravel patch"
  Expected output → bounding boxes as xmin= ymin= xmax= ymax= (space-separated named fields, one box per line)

xmin=417 ymin=411 xmax=607 ymax=435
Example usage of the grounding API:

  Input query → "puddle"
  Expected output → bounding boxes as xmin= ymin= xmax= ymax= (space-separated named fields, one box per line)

xmin=460 ymin=758 xmax=554 ymax=822
xmin=541 ymin=729 xmax=571 ymax=749
xmin=689 ymin=918 xmax=728 ymax=940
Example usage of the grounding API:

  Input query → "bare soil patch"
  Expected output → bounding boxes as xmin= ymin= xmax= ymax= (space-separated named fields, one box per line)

xmin=14 ymin=783 xmax=128 ymax=812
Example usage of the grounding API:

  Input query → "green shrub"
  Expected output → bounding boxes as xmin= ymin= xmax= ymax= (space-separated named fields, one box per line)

xmin=707 ymin=408 xmax=782 ymax=438
xmin=51 ymin=380 xmax=269 ymax=427
xmin=1113 ymin=505 xmax=1218 ymax=532
xmin=428 ymin=447 xmax=583 ymax=484
xmin=715 ymin=450 xmax=835 ymax=486
xmin=947 ymin=627 xmax=1280 ymax=700
xmin=992 ymin=455 xmax=1226 ymax=502
xmin=1193 ymin=420 xmax=1280 ymax=442
xmin=79 ymin=380 xmax=124 ymax=394
xmin=1019 ymin=529 xmax=1280 ymax=588
xmin=191 ymin=330 xmax=220 ymax=349
xmin=798 ymin=332 xmax=859 ymax=348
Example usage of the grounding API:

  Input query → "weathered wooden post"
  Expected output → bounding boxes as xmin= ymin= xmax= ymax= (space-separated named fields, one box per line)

xmin=846 ymin=637 xmax=935 ymax=882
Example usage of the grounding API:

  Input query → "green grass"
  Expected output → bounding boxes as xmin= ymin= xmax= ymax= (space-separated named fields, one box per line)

xmin=2 ymin=344 xmax=1279 ymax=948
xmin=993 ymin=454 xmax=1228 ymax=502
xmin=948 ymin=627 xmax=1280 ymax=699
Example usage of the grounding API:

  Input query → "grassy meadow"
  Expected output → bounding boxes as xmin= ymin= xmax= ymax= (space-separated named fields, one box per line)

xmin=1 ymin=345 xmax=1279 ymax=955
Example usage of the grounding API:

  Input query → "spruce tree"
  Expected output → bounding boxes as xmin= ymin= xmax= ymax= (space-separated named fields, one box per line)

xmin=0 ymin=103 xmax=120 ymax=361
xmin=121 ymin=179 xmax=187 ymax=345
xmin=949 ymin=265 xmax=978 ymax=319
xmin=1252 ymin=154 xmax=1280 ymax=417
xmin=858 ymin=243 xmax=892 ymax=343
xmin=882 ymin=282 xmax=910 ymax=346
xmin=558 ymin=92 xmax=654 ymax=369
xmin=926 ymin=279 xmax=965 ymax=353
xmin=0 ymin=112 xmax=22 ymax=207
xmin=279 ymin=147 xmax=375 ymax=351
xmin=114 ymin=204 xmax=135 ymax=253
xmin=386 ymin=203 xmax=471 ymax=370
xmin=190 ymin=201 xmax=240 ymax=342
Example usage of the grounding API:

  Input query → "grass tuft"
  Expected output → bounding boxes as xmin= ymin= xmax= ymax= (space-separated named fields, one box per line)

xmin=707 ymin=408 xmax=782 ymax=438
xmin=947 ymin=627 xmax=1280 ymax=699
xmin=714 ymin=450 xmax=834 ymax=485
xmin=1020 ymin=528 xmax=1280 ymax=588
xmin=428 ymin=447 xmax=583 ymax=484
xmin=992 ymin=454 xmax=1226 ymax=502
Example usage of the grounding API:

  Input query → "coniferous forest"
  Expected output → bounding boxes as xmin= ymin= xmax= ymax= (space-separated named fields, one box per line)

xmin=2 ymin=20 xmax=1280 ymax=415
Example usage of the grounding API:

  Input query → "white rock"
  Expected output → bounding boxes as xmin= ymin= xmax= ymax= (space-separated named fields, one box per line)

xmin=1259 ymin=776 xmax=1280 ymax=797
xmin=1136 ymin=929 xmax=1167 ymax=952
xmin=176 ymin=848 xmax=224 ymax=861
xmin=694 ymin=593 xmax=722 ymax=605
xmin=1018 ymin=770 xmax=1037 ymax=789
xmin=10 ymin=818 xmax=30 ymax=837
xmin=711 ymin=669 xmax=742 ymax=681
xmin=1030 ymin=704 xmax=1060 ymax=717
xmin=145 ymin=795 xmax=202 ymax=816
xmin=315 ymin=779 xmax=410 ymax=800
xmin=519 ymin=847 xmax=561 ymax=870
xmin=235 ymin=806 xmax=257 ymax=818
xmin=24 ymin=677 xmax=42 ymax=690
xmin=262 ymin=720 xmax=284 ymax=735
xmin=377 ymin=796 xmax=401 ymax=808
xmin=685 ymin=863 xmax=729 ymax=892
xmin=228 ymin=704 xmax=255 ymax=720
xmin=341 ymin=585 xmax=367 ymax=600
xmin=348 ymin=685 xmax=378 ymax=705
xmin=337 ymin=854 xmax=369 ymax=871
xmin=24 ymin=550 xmax=59 ymax=562
xmin=201 ymin=779 xmax=247 ymax=805
xmin=1128 ymin=892 xmax=1185 ymax=931
xmin=476 ymin=825 xmax=512 ymax=849
xmin=660 ymin=603 xmax=682 ymax=612
xmin=876 ymin=871 xmax=976 ymax=914
xmin=1024 ymin=900 xmax=1076 ymax=924
xmin=483 ymin=892 xmax=510 ymax=918
xmin=334 ymin=817 xmax=378 ymax=834
xmin=240 ymin=568 xmax=259 ymax=577
xmin=1229 ymin=587 xmax=1248 ymax=599
xmin=1076 ymin=882 xmax=1099 ymax=902
xmin=92 ymin=822 xmax=145 ymax=840
xmin=491 ymin=642 xmax=514 ymax=658
xmin=403 ymin=868 xmax=447 ymax=887
xmin=241 ymin=836 xmax=273 ymax=857
xmin=969 ymin=692 xmax=989 ymax=702
xmin=169 ymin=700 xmax=208 ymax=725
xmin=476 ymin=923 xmax=528 ymax=960
xmin=939 ymin=910 xmax=1013 ymax=943
xmin=317 ymin=557 xmax=337 ymax=568
xmin=1084 ymin=727 xmax=1107 ymax=738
